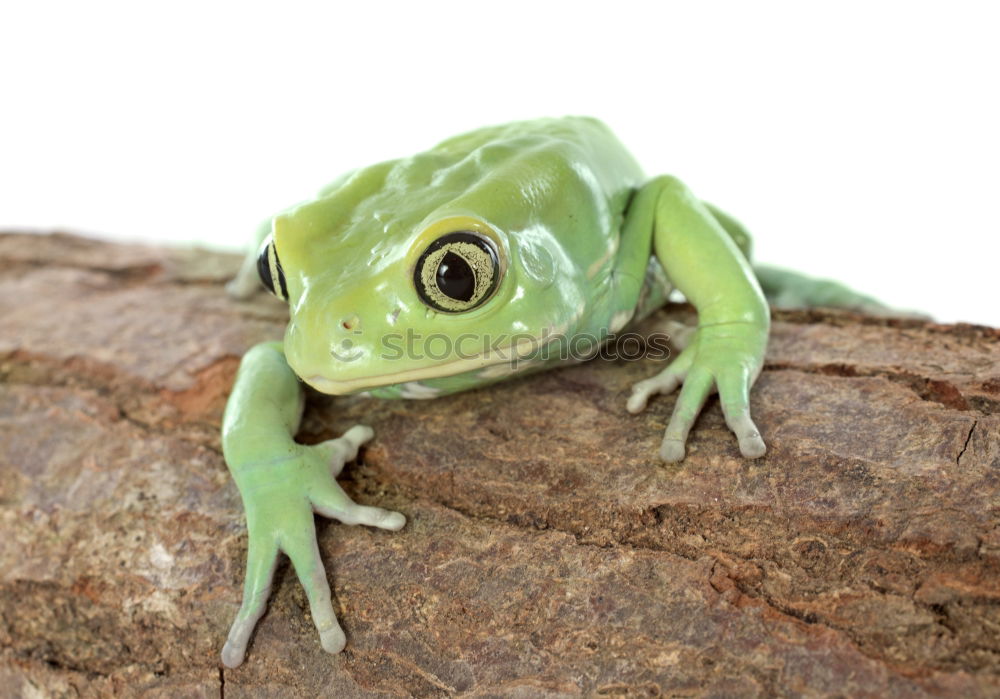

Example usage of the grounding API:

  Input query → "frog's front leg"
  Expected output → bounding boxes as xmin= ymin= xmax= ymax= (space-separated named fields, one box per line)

xmin=623 ymin=176 xmax=770 ymax=462
xmin=220 ymin=342 xmax=405 ymax=668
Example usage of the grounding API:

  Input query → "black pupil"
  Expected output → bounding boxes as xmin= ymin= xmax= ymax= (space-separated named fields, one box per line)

xmin=436 ymin=251 xmax=475 ymax=302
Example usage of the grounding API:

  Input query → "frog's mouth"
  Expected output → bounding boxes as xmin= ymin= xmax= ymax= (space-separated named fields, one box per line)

xmin=302 ymin=333 xmax=550 ymax=395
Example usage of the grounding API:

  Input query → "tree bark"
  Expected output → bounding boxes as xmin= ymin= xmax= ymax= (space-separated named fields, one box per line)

xmin=1 ymin=232 xmax=998 ymax=697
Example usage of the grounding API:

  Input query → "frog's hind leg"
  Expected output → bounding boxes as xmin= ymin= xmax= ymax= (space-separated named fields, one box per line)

xmin=703 ymin=203 xmax=919 ymax=317
xmin=752 ymin=264 xmax=905 ymax=315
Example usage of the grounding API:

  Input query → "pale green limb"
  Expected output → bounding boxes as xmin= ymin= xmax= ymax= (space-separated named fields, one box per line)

xmin=624 ymin=177 xmax=770 ymax=463
xmin=225 ymin=219 xmax=272 ymax=300
xmin=221 ymin=527 xmax=279 ymax=668
xmin=753 ymin=263 xmax=899 ymax=314
xmin=703 ymin=204 xmax=910 ymax=316
xmin=220 ymin=342 xmax=405 ymax=668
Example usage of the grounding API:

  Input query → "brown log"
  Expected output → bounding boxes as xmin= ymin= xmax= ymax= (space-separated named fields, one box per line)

xmin=1 ymin=232 xmax=998 ymax=697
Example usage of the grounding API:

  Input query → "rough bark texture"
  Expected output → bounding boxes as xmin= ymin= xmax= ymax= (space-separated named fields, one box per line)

xmin=1 ymin=232 xmax=998 ymax=697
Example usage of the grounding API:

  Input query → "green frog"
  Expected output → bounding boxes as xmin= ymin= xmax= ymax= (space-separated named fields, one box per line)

xmin=220 ymin=116 xmax=887 ymax=667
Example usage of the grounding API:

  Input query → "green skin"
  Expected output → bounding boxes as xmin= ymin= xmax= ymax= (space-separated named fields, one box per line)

xmin=220 ymin=117 xmax=879 ymax=667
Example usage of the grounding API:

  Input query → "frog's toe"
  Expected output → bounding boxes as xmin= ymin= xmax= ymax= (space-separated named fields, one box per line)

xmin=221 ymin=627 xmax=250 ymax=668
xmin=659 ymin=438 xmax=686 ymax=463
xmin=221 ymin=537 xmax=279 ymax=668
xmin=627 ymin=373 xmax=681 ymax=414
xmin=626 ymin=391 xmax=648 ymax=414
xmin=317 ymin=424 xmax=375 ymax=476
xmin=222 ymin=601 xmax=268 ymax=668
xmin=342 ymin=504 xmax=406 ymax=531
xmin=341 ymin=424 xmax=375 ymax=448
xmin=319 ymin=620 xmax=347 ymax=654
xmin=312 ymin=486 xmax=407 ymax=531
xmin=382 ymin=510 xmax=407 ymax=530
xmin=719 ymin=383 xmax=767 ymax=460
xmin=739 ymin=434 xmax=767 ymax=459
xmin=626 ymin=384 xmax=654 ymax=414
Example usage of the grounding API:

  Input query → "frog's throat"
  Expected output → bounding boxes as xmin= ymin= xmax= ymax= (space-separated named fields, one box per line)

xmin=303 ymin=334 xmax=546 ymax=395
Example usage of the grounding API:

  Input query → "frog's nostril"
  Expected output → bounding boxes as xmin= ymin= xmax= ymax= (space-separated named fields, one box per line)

xmin=341 ymin=314 xmax=361 ymax=331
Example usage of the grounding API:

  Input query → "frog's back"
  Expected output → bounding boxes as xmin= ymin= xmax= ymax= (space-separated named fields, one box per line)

xmin=431 ymin=117 xmax=636 ymax=168
xmin=373 ymin=117 xmax=647 ymax=268
xmin=425 ymin=116 xmax=645 ymax=207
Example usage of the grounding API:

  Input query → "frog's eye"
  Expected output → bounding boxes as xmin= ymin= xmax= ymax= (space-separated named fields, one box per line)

xmin=256 ymin=234 xmax=288 ymax=301
xmin=414 ymin=232 xmax=501 ymax=313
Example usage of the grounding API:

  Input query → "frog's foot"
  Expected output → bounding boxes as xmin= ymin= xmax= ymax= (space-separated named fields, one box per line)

xmin=221 ymin=426 xmax=405 ymax=668
xmin=626 ymin=343 xmax=766 ymax=463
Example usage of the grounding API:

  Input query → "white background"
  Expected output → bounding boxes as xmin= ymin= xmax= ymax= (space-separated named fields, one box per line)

xmin=1 ymin=1 xmax=997 ymax=324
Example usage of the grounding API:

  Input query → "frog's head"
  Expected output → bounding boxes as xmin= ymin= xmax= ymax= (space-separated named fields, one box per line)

xmin=259 ymin=193 xmax=596 ymax=395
